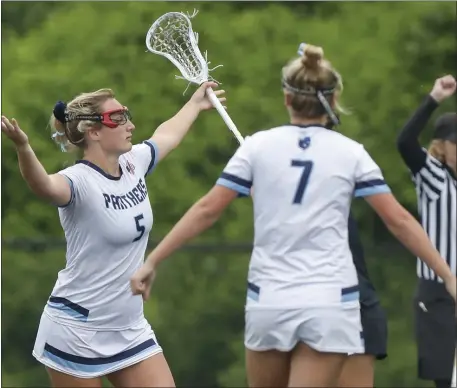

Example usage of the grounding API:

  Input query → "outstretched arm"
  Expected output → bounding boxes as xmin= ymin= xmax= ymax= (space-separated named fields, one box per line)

xmin=147 ymin=186 xmax=236 ymax=267
xmin=365 ymin=192 xmax=454 ymax=295
xmin=131 ymin=135 xmax=254 ymax=300
xmin=150 ymin=82 xmax=226 ymax=162
xmin=354 ymin=141 xmax=455 ymax=300
xmin=1 ymin=116 xmax=71 ymax=206
xmin=130 ymin=185 xmax=238 ymax=299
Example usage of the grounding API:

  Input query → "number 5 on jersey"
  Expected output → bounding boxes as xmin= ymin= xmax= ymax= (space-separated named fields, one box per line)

xmin=133 ymin=214 xmax=145 ymax=242
xmin=291 ymin=160 xmax=314 ymax=204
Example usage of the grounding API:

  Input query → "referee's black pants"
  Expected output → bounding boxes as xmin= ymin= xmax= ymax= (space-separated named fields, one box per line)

xmin=413 ymin=278 xmax=456 ymax=384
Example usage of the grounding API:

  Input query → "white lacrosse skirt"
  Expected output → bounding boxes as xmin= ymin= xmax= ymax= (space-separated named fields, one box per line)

xmin=32 ymin=312 xmax=163 ymax=378
xmin=245 ymin=304 xmax=364 ymax=354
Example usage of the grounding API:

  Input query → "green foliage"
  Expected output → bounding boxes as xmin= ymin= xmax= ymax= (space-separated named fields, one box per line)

xmin=2 ymin=2 xmax=454 ymax=386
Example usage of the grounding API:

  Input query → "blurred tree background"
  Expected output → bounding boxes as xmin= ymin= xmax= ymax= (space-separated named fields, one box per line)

xmin=1 ymin=1 xmax=455 ymax=387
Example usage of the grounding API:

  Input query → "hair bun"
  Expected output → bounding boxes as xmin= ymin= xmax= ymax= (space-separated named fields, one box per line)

xmin=53 ymin=101 xmax=68 ymax=124
xmin=301 ymin=45 xmax=324 ymax=70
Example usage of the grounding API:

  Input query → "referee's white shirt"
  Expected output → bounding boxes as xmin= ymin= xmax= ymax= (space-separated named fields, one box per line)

xmin=413 ymin=150 xmax=456 ymax=282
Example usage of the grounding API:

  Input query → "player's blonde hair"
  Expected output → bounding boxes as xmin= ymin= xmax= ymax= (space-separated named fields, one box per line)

xmin=282 ymin=44 xmax=347 ymax=118
xmin=50 ymin=89 xmax=115 ymax=152
xmin=428 ymin=139 xmax=446 ymax=164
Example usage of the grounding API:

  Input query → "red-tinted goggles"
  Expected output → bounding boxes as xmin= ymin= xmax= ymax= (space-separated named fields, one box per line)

xmin=66 ymin=107 xmax=132 ymax=128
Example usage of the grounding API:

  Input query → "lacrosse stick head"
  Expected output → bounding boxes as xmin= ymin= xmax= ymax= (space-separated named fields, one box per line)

xmin=146 ymin=11 xmax=216 ymax=86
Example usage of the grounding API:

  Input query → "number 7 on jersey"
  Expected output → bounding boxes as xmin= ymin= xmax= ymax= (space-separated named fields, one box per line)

xmin=291 ymin=160 xmax=314 ymax=204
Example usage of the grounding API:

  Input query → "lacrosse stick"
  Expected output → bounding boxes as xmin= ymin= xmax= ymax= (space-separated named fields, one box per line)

xmin=145 ymin=10 xmax=244 ymax=145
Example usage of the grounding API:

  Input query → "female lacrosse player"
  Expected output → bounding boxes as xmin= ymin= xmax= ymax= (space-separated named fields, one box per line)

xmin=397 ymin=75 xmax=456 ymax=388
xmin=1 ymin=81 xmax=225 ymax=388
xmin=131 ymin=45 xmax=456 ymax=388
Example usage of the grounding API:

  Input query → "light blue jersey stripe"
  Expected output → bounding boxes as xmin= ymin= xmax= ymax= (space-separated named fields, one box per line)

xmin=47 ymin=302 xmax=88 ymax=322
xmin=341 ymin=290 xmax=360 ymax=303
xmin=354 ymin=184 xmax=391 ymax=198
xmin=247 ymin=289 xmax=260 ymax=301
xmin=216 ymin=178 xmax=250 ymax=196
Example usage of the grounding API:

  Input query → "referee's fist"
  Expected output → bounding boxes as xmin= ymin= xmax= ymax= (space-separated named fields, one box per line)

xmin=430 ymin=75 xmax=456 ymax=103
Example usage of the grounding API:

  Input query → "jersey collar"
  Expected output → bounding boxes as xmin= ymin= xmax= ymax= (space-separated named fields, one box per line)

xmin=76 ymin=160 xmax=123 ymax=181
xmin=287 ymin=123 xmax=328 ymax=130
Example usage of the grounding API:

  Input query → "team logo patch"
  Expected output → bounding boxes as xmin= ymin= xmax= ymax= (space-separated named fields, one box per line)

xmin=126 ymin=161 xmax=135 ymax=175
xmin=298 ymin=136 xmax=311 ymax=150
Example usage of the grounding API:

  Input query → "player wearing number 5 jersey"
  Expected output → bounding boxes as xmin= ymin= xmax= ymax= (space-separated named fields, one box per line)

xmin=1 ymin=81 xmax=225 ymax=388
xmin=131 ymin=44 xmax=455 ymax=387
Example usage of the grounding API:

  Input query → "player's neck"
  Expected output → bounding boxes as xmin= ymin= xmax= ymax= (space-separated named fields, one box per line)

xmin=82 ymin=151 xmax=121 ymax=178
xmin=289 ymin=116 xmax=327 ymax=127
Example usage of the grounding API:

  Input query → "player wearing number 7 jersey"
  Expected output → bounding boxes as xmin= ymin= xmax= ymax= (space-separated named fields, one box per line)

xmin=1 ymin=82 xmax=225 ymax=388
xmin=131 ymin=44 xmax=456 ymax=387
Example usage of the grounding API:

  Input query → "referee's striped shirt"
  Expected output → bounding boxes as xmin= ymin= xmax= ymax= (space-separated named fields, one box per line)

xmin=397 ymin=95 xmax=457 ymax=282
xmin=413 ymin=152 xmax=456 ymax=281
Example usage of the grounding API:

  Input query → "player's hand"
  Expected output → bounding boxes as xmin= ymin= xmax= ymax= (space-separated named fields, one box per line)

xmin=1 ymin=116 xmax=29 ymax=149
xmin=130 ymin=263 xmax=156 ymax=301
xmin=430 ymin=75 xmax=456 ymax=103
xmin=189 ymin=81 xmax=226 ymax=112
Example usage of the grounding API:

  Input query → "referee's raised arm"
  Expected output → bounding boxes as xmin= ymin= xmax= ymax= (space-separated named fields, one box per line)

xmin=396 ymin=94 xmax=439 ymax=175
xmin=397 ymin=75 xmax=456 ymax=200
xmin=396 ymin=75 xmax=457 ymax=388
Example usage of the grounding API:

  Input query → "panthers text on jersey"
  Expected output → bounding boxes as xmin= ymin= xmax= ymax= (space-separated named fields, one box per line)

xmin=45 ymin=140 xmax=159 ymax=330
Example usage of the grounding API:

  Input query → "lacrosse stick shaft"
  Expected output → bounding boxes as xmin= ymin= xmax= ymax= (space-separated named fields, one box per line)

xmin=206 ymin=88 xmax=244 ymax=144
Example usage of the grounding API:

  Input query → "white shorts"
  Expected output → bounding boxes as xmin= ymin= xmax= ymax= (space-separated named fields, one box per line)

xmin=32 ymin=312 xmax=163 ymax=378
xmin=244 ymin=304 xmax=364 ymax=354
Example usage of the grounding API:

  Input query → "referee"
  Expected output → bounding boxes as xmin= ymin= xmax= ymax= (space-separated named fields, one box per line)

xmin=397 ymin=75 xmax=457 ymax=388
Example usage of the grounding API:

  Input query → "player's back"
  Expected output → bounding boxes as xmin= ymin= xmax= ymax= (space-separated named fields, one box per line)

xmin=247 ymin=125 xmax=367 ymax=307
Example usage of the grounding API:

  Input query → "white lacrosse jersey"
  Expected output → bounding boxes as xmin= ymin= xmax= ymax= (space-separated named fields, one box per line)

xmin=44 ymin=140 xmax=159 ymax=330
xmin=216 ymin=125 xmax=391 ymax=309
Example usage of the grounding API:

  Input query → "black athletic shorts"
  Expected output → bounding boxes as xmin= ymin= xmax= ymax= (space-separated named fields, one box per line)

xmin=414 ymin=278 xmax=456 ymax=380
xmin=361 ymin=301 xmax=388 ymax=360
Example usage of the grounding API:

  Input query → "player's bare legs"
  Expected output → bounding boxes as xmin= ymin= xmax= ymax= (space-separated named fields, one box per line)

xmin=46 ymin=368 xmax=103 ymax=388
xmin=338 ymin=354 xmax=375 ymax=388
xmin=245 ymin=348 xmax=291 ymax=387
xmin=107 ymin=353 xmax=175 ymax=388
xmin=288 ymin=342 xmax=347 ymax=387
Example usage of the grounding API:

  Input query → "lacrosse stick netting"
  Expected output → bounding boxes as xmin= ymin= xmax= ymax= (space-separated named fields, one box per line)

xmin=145 ymin=11 xmax=244 ymax=144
